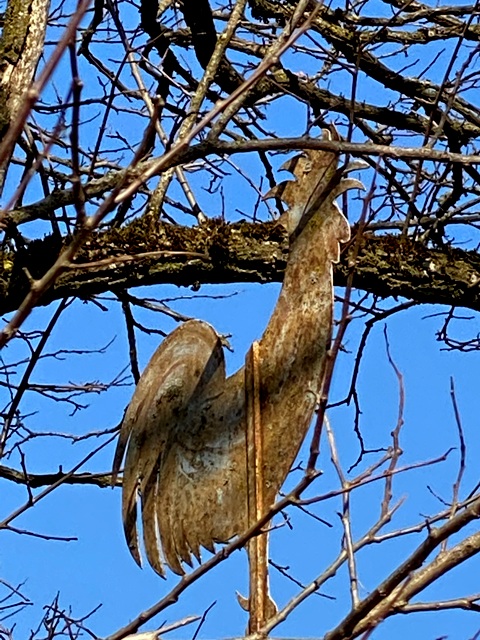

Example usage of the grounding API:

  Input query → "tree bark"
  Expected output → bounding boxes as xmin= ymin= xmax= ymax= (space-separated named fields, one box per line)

xmin=2 ymin=219 xmax=479 ymax=315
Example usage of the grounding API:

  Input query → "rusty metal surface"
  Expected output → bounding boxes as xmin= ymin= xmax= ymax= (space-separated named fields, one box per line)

xmin=244 ymin=341 xmax=277 ymax=631
xmin=113 ymin=135 xmax=356 ymax=577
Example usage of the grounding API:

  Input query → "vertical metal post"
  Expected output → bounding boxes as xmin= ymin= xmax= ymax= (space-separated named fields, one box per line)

xmin=244 ymin=341 xmax=276 ymax=633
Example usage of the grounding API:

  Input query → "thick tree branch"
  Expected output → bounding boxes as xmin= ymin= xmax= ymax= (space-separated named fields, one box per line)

xmin=2 ymin=220 xmax=480 ymax=316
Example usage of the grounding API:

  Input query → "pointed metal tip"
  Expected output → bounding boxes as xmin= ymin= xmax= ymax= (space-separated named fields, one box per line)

xmin=262 ymin=180 xmax=295 ymax=201
xmin=344 ymin=160 xmax=369 ymax=173
xmin=236 ymin=591 xmax=250 ymax=611
xmin=333 ymin=178 xmax=365 ymax=199
xmin=279 ymin=154 xmax=303 ymax=174
xmin=129 ymin=542 xmax=144 ymax=570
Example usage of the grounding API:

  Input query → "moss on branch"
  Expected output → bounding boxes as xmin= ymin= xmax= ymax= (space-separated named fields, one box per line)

xmin=1 ymin=219 xmax=480 ymax=316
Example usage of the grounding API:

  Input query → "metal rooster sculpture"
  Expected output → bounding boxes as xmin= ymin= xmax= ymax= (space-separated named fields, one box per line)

xmin=113 ymin=130 xmax=361 ymax=622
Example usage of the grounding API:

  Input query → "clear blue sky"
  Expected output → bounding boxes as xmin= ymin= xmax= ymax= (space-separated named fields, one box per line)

xmin=2 ymin=1 xmax=480 ymax=638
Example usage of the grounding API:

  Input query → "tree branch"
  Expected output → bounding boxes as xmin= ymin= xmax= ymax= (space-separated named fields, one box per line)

xmin=0 ymin=464 xmax=119 ymax=488
xmin=2 ymin=220 xmax=480 ymax=316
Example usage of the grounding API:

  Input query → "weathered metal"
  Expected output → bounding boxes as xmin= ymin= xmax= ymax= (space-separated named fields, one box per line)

xmin=112 ymin=131 xmax=360 ymax=581
xmin=243 ymin=340 xmax=277 ymax=631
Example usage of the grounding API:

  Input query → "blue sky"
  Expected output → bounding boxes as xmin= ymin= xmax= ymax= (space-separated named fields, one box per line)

xmin=3 ymin=281 xmax=480 ymax=639
xmin=2 ymin=0 xmax=480 ymax=638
